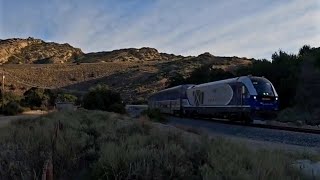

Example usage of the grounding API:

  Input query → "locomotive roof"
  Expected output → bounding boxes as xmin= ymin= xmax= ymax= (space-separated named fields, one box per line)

xmin=192 ymin=76 xmax=248 ymax=88
xmin=189 ymin=76 xmax=278 ymax=97
xmin=148 ymin=84 xmax=194 ymax=98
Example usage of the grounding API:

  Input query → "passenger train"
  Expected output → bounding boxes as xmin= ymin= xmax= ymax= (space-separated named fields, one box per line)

xmin=148 ymin=76 xmax=279 ymax=122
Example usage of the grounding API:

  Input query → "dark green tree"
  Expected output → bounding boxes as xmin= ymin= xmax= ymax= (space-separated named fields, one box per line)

xmin=83 ymin=84 xmax=125 ymax=114
xmin=22 ymin=87 xmax=51 ymax=109
xmin=298 ymin=45 xmax=312 ymax=57
xmin=193 ymin=65 xmax=234 ymax=84
xmin=167 ymin=73 xmax=186 ymax=87
xmin=236 ymin=50 xmax=301 ymax=109
xmin=56 ymin=93 xmax=77 ymax=103
xmin=0 ymin=91 xmax=23 ymax=115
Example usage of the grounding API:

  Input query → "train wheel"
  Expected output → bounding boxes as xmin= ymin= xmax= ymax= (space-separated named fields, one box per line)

xmin=243 ymin=114 xmax=253 ymax=124
xmin=178 ymin=110 xmax=184 ymax=117
xmin=183 ymin=110 xmax=190 ymax=118
xmin=191 ymin=111 xmax=199 ymax=118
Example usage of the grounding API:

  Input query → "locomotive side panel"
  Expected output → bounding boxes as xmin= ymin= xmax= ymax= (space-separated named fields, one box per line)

xmin=186 ymin=83 xmax=234 ymax=106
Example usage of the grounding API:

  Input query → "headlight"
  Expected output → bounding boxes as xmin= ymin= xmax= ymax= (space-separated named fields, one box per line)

xmin=275 ymin=97 xmax=278 ymax=101
xmin=253 ymin=96 xmax=257 ymax=100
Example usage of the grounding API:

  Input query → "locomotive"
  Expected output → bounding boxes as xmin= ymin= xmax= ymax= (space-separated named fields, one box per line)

xmin=148 ymin=76 xmax=279 ymax=122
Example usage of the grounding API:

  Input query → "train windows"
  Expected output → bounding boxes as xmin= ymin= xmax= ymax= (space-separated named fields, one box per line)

xmin=250 ymin=77 xmax=274 ymax=96
xmin=241 ymin=85 xmax=250 ymax=98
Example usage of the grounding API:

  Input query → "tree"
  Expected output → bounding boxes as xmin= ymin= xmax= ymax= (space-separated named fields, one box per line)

xmin=298 ymin=45 xmax=312 ymax=57
xmin=3 ymin=101 xmax=23 ymax=115
xmin=167 ymin=73 xmax=186 ymax=87
xmin=22 ymin=87 xmax=51 ymax=109
xmin=236 ymin=50 xmax=301 ymax=109
xmin=56 ymin=93 xmax=77 ymax=103
xmin=182 ymin=65 xmax=234 ymax=85
xmin=83 ymin=84 xmax=125 ymax=114
xmin=0 ymin=91 xmax=23 ymax=115
xmin=295 ymin=47 xmax=320 ymax=124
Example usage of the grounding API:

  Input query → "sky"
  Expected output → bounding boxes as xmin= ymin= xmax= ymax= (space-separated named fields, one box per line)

xmin=0 ymin=0 xmax=319 ymax=59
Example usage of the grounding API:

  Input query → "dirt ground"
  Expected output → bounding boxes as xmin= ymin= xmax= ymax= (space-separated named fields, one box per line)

xmin=0 ymin=110 xmax=48 ymax=128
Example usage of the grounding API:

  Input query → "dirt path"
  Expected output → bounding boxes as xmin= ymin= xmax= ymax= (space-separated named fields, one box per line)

xmin=0 ymin=110 xmax=48 ymax=128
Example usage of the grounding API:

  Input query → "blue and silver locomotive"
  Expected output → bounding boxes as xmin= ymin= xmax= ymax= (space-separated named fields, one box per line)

xmin=148 ymin=76 xmax=279 ymax=122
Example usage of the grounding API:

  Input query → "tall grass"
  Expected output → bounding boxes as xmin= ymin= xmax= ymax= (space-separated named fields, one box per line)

xmin=0 ymin=110 xmax=315 ymax=179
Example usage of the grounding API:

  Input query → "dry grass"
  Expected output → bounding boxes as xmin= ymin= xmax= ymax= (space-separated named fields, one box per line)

xmin=2 ymin=63 xmax=136 ymax=88
xmin=174 ymin=124 xmax=202 ymax=135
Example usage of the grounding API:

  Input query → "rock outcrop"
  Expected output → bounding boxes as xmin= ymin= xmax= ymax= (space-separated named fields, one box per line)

xmin=0 ymin=37 xmax=83 ymax=64
xmin=80 ymin=47 xmax=181 ymax=63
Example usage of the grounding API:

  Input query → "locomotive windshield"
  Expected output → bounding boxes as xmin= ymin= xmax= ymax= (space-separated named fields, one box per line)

xmin=250 ymin=77 xmax=274 ymax=96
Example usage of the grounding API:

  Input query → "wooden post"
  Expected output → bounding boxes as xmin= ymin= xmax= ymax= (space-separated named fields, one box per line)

xmin=41 ymin=159 xmax=53 ymax=180
xmin=2 ymin=73 xmax=4 ymax=113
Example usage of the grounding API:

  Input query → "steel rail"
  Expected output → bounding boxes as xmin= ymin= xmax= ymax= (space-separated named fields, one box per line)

xmin=169 ymin=115 xmax=320 ymax=135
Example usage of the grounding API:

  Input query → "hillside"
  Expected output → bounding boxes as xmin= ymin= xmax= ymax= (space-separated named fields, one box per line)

xmin=0 ymin=37 xmax=253 ymax=102
xmin=0 ymin=37 xmax=182 ymax=64
xmin=0 ymin=37 xmax=83 ymax=64
xmin=80 ymin=48 xmax=184 ymax=63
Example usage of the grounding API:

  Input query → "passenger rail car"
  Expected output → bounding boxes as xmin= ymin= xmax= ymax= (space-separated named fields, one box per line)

xmin=148 ymin=76 xmax=279 ymax=122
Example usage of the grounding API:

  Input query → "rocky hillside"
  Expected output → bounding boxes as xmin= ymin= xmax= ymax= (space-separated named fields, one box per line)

xmin=0 ymin=37 xmax=83 ymax=64
xmin=0 ymin=37 xmax=183 ymax=64
xmin=80 ymin=48 xmax=183 ymax=63
xmin=0 ymin=37 xmax=253 ymax=102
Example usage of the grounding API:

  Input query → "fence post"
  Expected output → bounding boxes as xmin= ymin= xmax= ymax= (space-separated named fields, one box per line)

xmin=42 ymin=120 xmax=60 ymax=180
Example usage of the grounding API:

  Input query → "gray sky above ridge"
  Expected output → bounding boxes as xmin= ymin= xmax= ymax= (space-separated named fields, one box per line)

xmin=0 ymin=0 xmax=319 ymax=59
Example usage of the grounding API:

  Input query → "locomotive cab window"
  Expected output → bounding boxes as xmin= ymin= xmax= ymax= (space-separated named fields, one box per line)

xmin=241 ymin=85 xmax=250 ymax=98
xmin=250 ymin=77 xmax=274 ymax=96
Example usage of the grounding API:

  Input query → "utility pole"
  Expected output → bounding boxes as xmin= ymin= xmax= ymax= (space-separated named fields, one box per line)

xmin=2 ymin=72 xmax=4 ymax=113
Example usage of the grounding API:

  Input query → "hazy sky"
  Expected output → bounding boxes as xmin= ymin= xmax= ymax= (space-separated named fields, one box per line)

xmin=0 ymin=0 xmax=319 ymax=59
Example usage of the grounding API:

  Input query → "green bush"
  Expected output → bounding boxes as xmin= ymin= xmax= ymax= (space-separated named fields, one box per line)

xmin=83 ymin=84 xmax=125 ymax=114
xmin=2 ymin=101 xmax=23 ymax=115
xmin=21 ymin=87 xmax=52 ymax=109
xmin=56 ymin=93 xmax=77 ymax=103
xmin=0 ymin=91 xmax=21 ymax=105
xmin=278 ymin=107 xmax=320 ymax=126
xmin=108 ymin=103 xmax=126 ymax=114
xmin=142 ymin=108 xmax=167 ymax=123
xmin=0 ymin=92 xmax=23 ymax=115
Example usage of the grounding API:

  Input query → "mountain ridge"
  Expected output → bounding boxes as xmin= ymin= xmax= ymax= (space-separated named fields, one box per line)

xmin=0 ymin=37 xmax=253 ymax=102
xmin=0 ymin=37 xmax=254 ymax=64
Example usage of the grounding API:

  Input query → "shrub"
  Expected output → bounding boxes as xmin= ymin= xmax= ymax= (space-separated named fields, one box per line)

xmin=108 ymin=103 xmax=126 ymax=114
xmin=9 ymin=84 xmax=16 ymax=91
xmin=0 ymin=92 xmax=21 ymax=105
xmin=56 ymin=93 xmax=77 ymax=103
xmin=3 ymin=101 xmax=23 ymax=115
xmin=69 ymin=77 xmax=77 ymax=81
xmin=83 ymin=84 xmax=125 ymax=114
xmin=0 ymin=110 xmax=311 ymax=179
xmin=21 ymin=87 xmax=51 ymax=109
xmin=131 ymin=98 xmax=147 ymax=105
xmin=276 ymin=107 xmax=320 ymax=126
xmin=142 ymin=108 xmax=167 ymax=123
xmin=200 ymin=138 xmax=302 ymax=180
xmin=0 ymin=92 xmax=23 ymax=115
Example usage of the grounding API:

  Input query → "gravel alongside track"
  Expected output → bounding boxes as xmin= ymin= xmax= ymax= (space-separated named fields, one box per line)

xmin=168 ymin=116 xmax=320 ymax=148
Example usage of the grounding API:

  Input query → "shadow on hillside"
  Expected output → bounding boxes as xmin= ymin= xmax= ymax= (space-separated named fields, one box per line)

xmin=62 ymin=69 xmax=158 ymax=99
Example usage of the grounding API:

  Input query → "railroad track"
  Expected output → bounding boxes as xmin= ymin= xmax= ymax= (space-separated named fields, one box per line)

xmin=170 ymin=115 xmax=320 ymax=135
xmin=247 ymin=121 xmax=320 ymax=135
